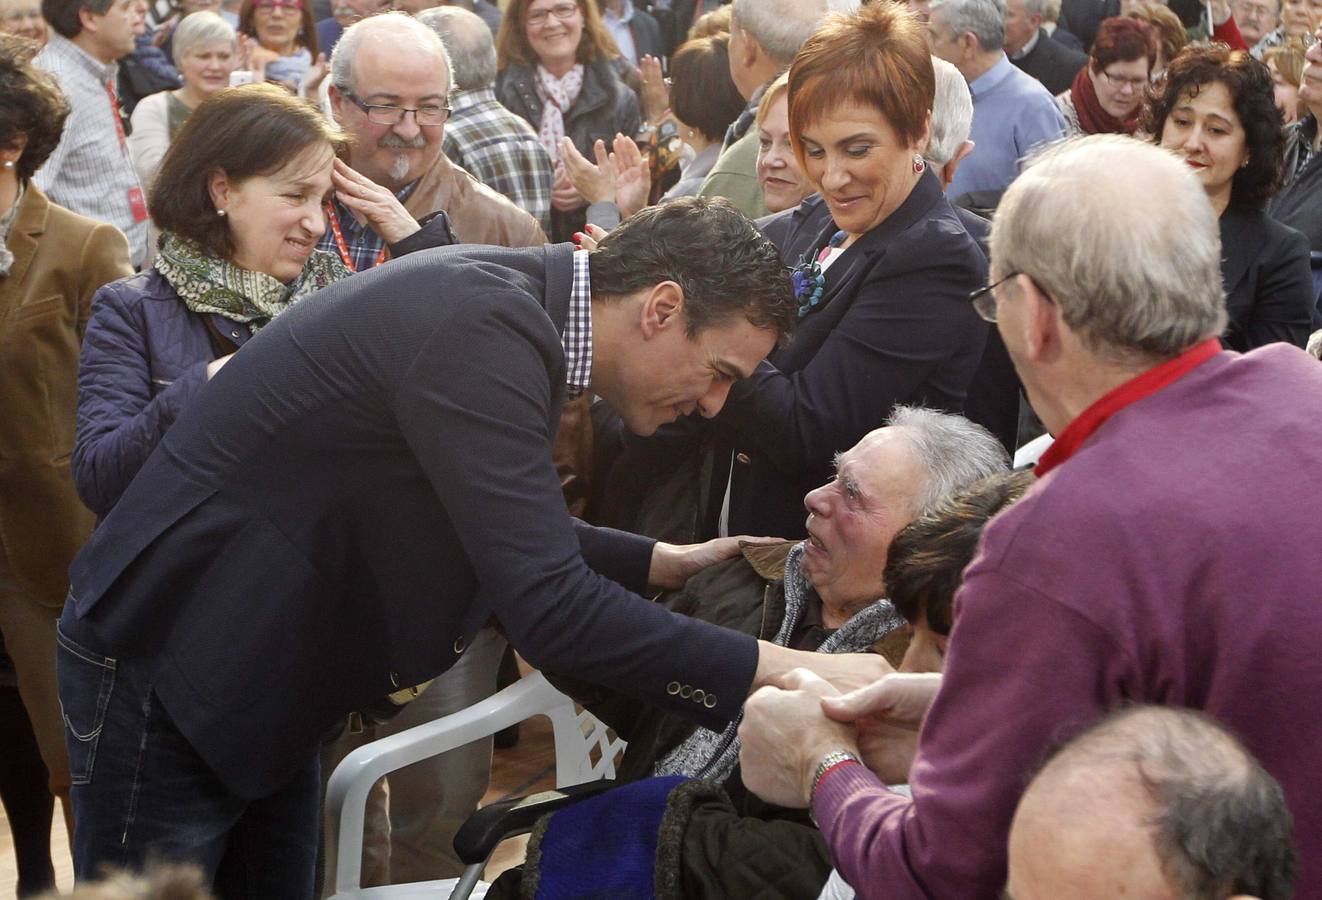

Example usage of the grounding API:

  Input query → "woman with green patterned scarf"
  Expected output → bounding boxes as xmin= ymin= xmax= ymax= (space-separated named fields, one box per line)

xmin=73 ymin=83 xmax=454 ymax=516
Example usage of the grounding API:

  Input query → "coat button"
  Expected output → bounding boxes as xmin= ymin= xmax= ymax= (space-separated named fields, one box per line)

xmin=704 ymin=694 xmax=717 ymax=709
xmin=680 ymin=685 xmax=693 ymax=699
xmin=735 ymin=452 xmax=752 ymax=465
xmin=453 ymin=636 xmax=467 ymax=654
xmin=230 ymin=330 xmax=240 ymax=339
xmin=692 ymin=688 xmax=705 ymax=704
xmin=666 ymin=681 xmax=681 ymax=696
xmin=389 ymin=671 xmax=401 ymax=688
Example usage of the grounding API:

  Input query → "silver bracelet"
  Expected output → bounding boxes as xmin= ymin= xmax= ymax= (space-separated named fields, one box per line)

xmin=809 ymin=749 xmax=862 ymax=825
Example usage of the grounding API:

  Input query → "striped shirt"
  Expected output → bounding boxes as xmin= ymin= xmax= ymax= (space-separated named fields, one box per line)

xmin=442 ymin=88 xmax=553 ymax=235
xmin=564 ymin=249 xmax=592 ymax=396
xmin=34 ymin=33 xmax=149 ymax=268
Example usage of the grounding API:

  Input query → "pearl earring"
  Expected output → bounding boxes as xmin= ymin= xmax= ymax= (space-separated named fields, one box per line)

xmin=2 ymin=160 xmax=14 ymax=170
xmin=217 ymin=208 xmax=227 ymax=216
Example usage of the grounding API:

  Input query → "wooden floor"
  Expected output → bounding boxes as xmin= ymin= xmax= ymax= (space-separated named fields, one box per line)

xmin=0 ymin=715 xmax=557 ymax=896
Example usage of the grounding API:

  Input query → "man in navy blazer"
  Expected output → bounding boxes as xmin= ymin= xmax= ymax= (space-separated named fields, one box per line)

xmin=56 ymin=197 xmax=883 ymax=894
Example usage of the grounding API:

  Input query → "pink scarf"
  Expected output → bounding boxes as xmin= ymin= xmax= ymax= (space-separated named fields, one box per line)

xmin=535 ymin=63 xmax=585 ymax=160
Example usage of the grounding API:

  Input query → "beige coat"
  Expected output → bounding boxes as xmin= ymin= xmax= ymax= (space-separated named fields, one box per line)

xmin=0 ymin=185 xmax=132 ymax=608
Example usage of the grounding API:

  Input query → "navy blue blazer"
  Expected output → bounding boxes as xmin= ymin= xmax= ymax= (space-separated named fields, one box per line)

xmin=714 ymin=171 xmax=990 ymax=539
xmin=62 ymin=243 xmax=757 ymax=798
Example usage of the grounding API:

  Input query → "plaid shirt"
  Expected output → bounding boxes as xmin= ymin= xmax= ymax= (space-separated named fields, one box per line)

xmin=316 ymin=182 xmax=417 ymax=273
xmin=34 ymin=33 xmax=149 ymax=268
xmin=564 ymin=249 xmax=592 ymax=396
xmin=442 ymin=88 xmax=553 ymax=235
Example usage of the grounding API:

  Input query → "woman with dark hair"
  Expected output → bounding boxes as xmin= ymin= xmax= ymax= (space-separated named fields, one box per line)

xmin=495 ymin=0 xmax=640 ymax=240
xmin=1148 ymin=43 xmax=1314 ymax=351
xmin=237 ymin=0 xmax=323 ymax=90
xmin=0 ymin=32 xmax=131 ymax=891
xmin=74 ymin=83 xmax=446 ymax=517
xmin=1056 ymin=17 xmax=1155 ymax=135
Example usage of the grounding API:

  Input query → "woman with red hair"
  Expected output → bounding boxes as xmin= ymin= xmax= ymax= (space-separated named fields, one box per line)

xmin=1056 ymin=17 xmax=1156 ymax=135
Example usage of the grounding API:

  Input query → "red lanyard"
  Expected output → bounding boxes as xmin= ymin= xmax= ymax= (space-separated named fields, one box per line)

xmin=105 ymin=80 xmax=127 ymax=153
xmin=323 ymin=201 xmax=388 ymax=273
xmin=1035 ymin=338 xmax=1222 ymax=477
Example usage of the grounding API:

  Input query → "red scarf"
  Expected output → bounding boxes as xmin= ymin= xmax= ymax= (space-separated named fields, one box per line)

xmin=1069 ymin=65 xmax=1139 ymax=135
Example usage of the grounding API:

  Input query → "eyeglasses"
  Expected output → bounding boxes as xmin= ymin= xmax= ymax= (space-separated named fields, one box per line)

xmin=342 ymin=90 xmax=450 ymax=126
xmin=254 ymin=0 xmax=302 ymax=12
xmin=969 ymin=271 xmax=1045 ymax=322
xmin=1099 ymin=69 xmax=1149 ymax=90
xmin=526 ymin=1 xmax=579 ymax=27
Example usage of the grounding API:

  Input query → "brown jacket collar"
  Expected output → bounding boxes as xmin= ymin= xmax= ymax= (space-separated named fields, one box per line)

xmin=402 ymin=151 xmax=546 ymax=249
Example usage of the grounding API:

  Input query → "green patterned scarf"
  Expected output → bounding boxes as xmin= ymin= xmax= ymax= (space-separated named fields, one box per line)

xmin=156 ymin=232 xmax=351 ymax=330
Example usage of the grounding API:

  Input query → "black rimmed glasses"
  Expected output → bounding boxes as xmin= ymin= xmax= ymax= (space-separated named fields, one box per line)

xmin=969 ymin=271 xmax=1021 ymax=322
xmin=342 ymin=90 xmax=450 ymax=127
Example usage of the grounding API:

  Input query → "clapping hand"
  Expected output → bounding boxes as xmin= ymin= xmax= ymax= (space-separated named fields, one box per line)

xmin=639 ymin=54 xmax=670 ymax=125
xmin=558 ymin=135 xmax=651 ymax=219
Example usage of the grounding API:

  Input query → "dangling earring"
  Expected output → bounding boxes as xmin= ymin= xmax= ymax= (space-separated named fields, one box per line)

xmin=912 ymin=153 xmax=926 ymax=175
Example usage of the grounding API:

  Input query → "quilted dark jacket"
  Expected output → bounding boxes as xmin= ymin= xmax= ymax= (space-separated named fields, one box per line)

xmin=73 ymin=268 xmax=254 ymax=518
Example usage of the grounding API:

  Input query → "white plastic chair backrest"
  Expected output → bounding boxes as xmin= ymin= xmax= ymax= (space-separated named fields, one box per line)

xmin=1013 ymin=433 xmax=1054 ymax=469
xmin=522 ymin=674 xmax=627 ymax=787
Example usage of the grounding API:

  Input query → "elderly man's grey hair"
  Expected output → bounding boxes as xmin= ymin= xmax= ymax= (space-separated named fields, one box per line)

xmin=990 ymin=135 xmax=1226 ymax=363
xmin=170 ymin=10 xmax=237 ymax=69
xmin=930 ymin=0 xmax=1007 ymax=51
xmin=887 ymin=406 xmax=1010 ymax=514
xmin=331 ymin=11 xmax=452 ymax=94
xmin=731 ymin=0 xmax=833 ymax=65
xmin=926 ymin=56 xmax=972 ymax=167
xmin=1020 ymin=0 xmax=1049 ymax=19
xmin=417 ymin=6 xmax=496 ymax=93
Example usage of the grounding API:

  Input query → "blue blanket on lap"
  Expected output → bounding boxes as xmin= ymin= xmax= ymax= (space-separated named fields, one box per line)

xmin=527 ymin=776 xmax=690 ymax=900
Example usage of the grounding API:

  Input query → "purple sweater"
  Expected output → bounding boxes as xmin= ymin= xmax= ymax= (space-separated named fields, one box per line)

xmin=814 ymin=344 xmax=1322 ymax=898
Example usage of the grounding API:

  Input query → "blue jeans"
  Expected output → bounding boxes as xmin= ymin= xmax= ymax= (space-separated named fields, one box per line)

xmin=56 ymin=625 xmax=319 ymax=897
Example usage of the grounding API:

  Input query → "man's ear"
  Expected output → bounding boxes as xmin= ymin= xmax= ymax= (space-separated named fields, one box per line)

xmin=638 ymin=281 xmax=686 ymax=339
xmin=327 ymin=83 xmax=347 ymax=123
xmin=737 ymin=25 xmax=760 ymax=70
xmin=77 ymin=4 xmax=102 ymax=35
xmin=940 ymin=139 xmax=975 ymax=190
xmin=1021 ymin=278 xmax=1063 ymax=365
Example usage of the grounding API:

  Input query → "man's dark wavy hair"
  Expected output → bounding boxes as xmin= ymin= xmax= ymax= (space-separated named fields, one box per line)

xmin=1144 ymin=44 xmax=1285 ymax=212
xmin=589 ymin=196 xmax=797 ymax=345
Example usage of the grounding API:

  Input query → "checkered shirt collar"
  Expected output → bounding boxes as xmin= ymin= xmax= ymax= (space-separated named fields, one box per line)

xmin=563 ymin=249 xmax=593 ymax=396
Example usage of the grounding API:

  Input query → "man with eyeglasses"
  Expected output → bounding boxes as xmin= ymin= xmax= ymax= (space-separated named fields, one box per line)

xmin=324 ymin=11 xmax=544 ymax=276
xmin=737 ymin=135 xmax=1322 ymax=898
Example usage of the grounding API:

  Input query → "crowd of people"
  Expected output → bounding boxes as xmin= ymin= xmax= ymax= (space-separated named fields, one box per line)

xmin=1 ymin=0 xmax=1319 ymax=897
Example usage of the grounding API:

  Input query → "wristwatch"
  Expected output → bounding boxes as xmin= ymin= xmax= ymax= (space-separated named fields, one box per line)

xmin=809 ymin=749 xmax=862 ymax=825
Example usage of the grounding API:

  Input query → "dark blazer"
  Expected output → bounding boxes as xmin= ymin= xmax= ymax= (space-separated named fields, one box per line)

xmin=1012 ymin=29 xmax=1088 ymax=96
xmin=1219 ymin=207 xmax=1314 ymax=352
xmin=627 ymin=6 xmax=667 ymax=61
xmin=62 ymin=243 xmax=757 ymax=798
xmin=713 ymin=172 xmax=990 ymax=539
xmin=1057 ymin=0 xmax=1119 ymax=50
xmin=953 ymin=208 xmax=1023 ymax=454
xmin=0 ymin=186 xmax=130 ymax=610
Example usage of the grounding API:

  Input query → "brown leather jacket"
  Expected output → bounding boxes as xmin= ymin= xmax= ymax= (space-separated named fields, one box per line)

xmin=0 ymin=185 xmax=132 ymax=607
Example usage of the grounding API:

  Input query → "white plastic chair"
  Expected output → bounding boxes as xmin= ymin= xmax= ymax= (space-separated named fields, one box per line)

xmin=324 ymin=672 xmax=626 ymax=900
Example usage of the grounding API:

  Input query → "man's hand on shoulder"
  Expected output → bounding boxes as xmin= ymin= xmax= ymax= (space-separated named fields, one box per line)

xmin=647 ymin=535 xmax=760 ymax=590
